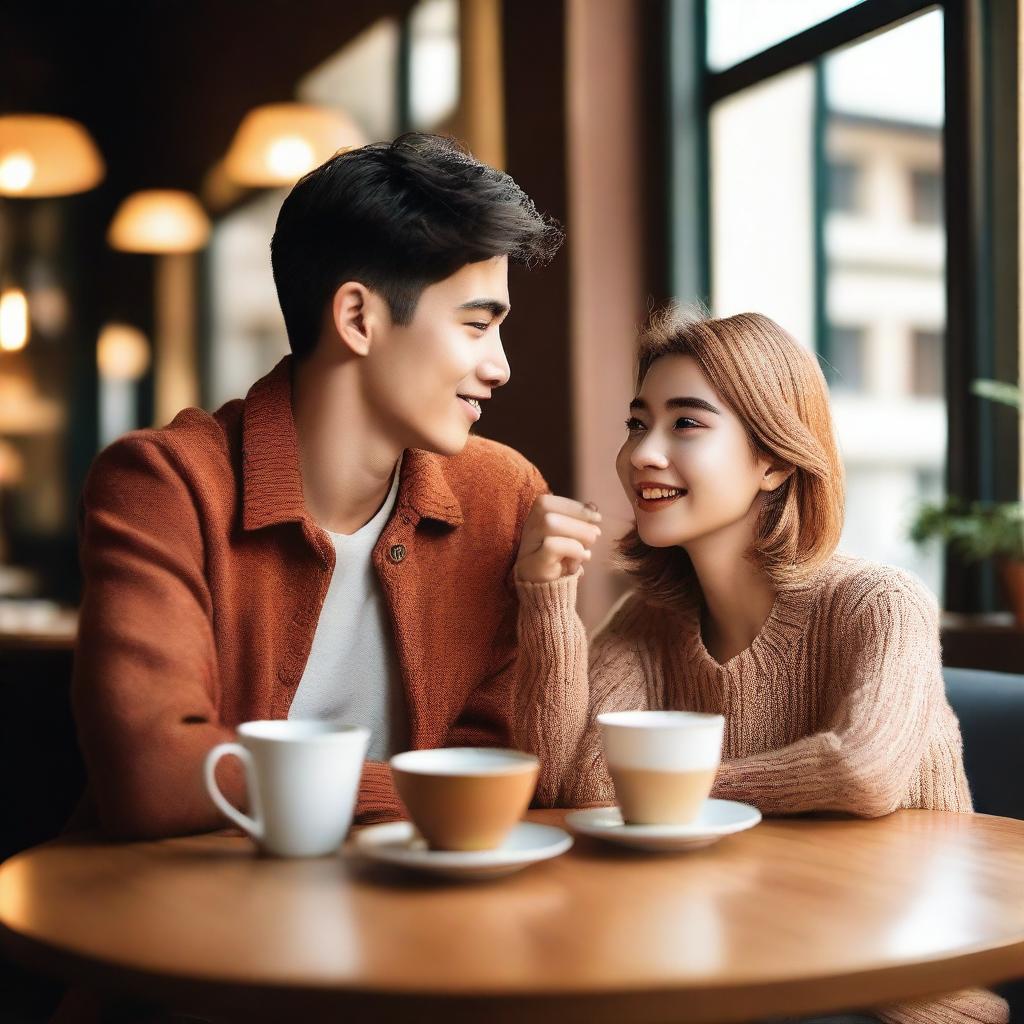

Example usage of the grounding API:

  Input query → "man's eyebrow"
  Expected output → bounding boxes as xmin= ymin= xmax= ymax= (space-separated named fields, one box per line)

xmin=456 ymin=299 xmax=510 ymax=318
xmin=629 ymin=396 xmax=721 ymax=415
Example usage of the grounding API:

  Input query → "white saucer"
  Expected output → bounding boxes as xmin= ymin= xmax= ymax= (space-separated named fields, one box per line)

xmin=565 ymin=799 xmax=761 ymax=852
xmin=351 ymin=821 xmax=573 ymax=880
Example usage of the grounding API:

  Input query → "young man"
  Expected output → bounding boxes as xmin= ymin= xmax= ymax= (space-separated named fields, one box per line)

xmin=72 ymin=133 xmax=575 ymax=838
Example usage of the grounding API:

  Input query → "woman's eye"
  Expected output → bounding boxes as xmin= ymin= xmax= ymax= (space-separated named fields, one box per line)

xmin=675 ymin=417 xmax=701 ymax=430
xmin=624 ymin=417 xmax=646 ymax=432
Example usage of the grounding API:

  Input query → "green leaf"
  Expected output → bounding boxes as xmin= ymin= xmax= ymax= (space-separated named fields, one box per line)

xmin=971 ymin=379 xmax=1022 ymax=411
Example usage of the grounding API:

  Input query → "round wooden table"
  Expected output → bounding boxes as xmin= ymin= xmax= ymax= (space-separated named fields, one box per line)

xmin=2 ymin=809 xmax=1024 ymax=1023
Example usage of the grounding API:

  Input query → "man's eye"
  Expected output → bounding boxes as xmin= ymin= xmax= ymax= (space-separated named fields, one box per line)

xmin=467 ymin=322 xmax=489 ymax=331
xmin=624 ymin=417 xmax=646 ymax=431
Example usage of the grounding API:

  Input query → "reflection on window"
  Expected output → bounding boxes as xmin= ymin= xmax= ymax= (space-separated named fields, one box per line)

xmin=710 ymin=9 xmax=946 ymax=596
xmin=829 ymin=325 xmax=866 ymax=390
xmin=911 ymin=329 xmax=944 ymax=397
xmin=706 ymin=0 xmax=863 ymax=71
xmin=910 ymin=168 xmax=943 ymax=225
xmin=828 ymin=159 xmax=862 ymax=214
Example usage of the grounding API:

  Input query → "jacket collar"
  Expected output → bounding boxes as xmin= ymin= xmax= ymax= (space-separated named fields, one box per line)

xmin=241 ymin=357 xmax=463 ymax=532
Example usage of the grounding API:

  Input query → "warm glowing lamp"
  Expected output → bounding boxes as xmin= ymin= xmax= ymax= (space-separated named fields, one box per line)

xmin=0 ymin=115 xmax=105 ymax=197
xmin=223 ymin=103 xmax=366 ymax=187
xmin=0 ymin=289 xmax=29 ymax=352
xmin=97 ymin=323 xmax=150 ymax=380
xmin=107 ymin=190 xmax=211 ymax=254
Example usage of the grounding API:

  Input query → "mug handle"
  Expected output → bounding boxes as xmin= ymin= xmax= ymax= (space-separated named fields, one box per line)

xmin=204 ymin=742 xmax=263 ymax=840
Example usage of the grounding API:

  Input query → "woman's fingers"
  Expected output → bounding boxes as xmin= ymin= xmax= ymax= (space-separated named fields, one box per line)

xmin=533 ymin=493 xmax=602 ymax=524
xmin=518 ymin=537 xmax=591 ymax=582
xmin=515 ymin=493 xmax=602 ymax=583
xmin=526 ymin=511 xmax=601 ymax=552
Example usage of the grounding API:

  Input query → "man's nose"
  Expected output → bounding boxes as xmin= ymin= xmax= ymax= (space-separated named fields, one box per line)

xmin=478 ymin=331 xmax=510 ymax=388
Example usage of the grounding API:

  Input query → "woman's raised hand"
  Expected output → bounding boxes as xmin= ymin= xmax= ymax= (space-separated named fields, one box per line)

xmin=514 ymin=494 xmax=602 ymax=583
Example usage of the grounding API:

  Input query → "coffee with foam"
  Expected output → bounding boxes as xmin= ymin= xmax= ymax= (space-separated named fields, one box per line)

xmin=598 ymin=711 xmax=724 ymax=825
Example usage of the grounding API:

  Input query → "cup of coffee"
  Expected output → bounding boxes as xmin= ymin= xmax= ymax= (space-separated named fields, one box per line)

xmin=204 ymin=720 xmax=370 ymax=858
xmin=389 ymin=747 xmax=539 ymax=851
xmin=598 ymin=710 xmax=724 ymax=825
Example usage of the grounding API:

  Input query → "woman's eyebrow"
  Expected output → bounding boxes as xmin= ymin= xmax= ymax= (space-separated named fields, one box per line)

xmin=629 ymin=396 xmax=721 ymax=415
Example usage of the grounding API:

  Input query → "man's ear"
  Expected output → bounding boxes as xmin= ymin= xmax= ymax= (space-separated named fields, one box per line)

xmin=331 ymin=281 xmax=375 ymax=357
xmin=760 ymin=461 xmax=796 ymax=493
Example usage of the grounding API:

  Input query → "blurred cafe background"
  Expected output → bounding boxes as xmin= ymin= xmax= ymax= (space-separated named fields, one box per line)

xmin=0 ymin=0 xmax=1021 ymax=856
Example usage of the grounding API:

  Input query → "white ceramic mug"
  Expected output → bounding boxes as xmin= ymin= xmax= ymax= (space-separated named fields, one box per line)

xmin=204 ymin=720 xmax=370 ymax=857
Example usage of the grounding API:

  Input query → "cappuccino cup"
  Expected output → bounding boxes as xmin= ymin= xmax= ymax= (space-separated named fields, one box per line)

xmin=390 ymin=747 xmax=539 ymax=851
xmin=598 ymin=710 xmax=724 ymax=825
xmin=204 ymin=720 xmax=369 ymax=858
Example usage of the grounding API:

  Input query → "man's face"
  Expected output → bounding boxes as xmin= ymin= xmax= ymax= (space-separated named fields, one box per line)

xmin=363 ymin=256 xmax=511 ymax=455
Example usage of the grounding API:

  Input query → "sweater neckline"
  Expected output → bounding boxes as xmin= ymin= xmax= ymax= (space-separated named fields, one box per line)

xmin=683 ymin=565 xmax=825 ymax=674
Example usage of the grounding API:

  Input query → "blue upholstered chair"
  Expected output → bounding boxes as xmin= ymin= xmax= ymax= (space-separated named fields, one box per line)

xmin=944 ymin=666 xmax=1024 ymax=1016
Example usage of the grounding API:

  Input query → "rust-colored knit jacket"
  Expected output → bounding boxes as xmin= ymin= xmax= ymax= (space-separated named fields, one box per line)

xmin=72 ymin=356 xmax=545 ymax=839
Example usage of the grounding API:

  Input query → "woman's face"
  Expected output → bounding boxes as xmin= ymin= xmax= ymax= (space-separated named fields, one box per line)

xmin=615 ymin=353 xmax=779 ymax=550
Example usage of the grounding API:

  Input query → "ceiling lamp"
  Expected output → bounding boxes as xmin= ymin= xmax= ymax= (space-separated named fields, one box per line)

xmin=107 ymin=190 xmax=211 ymax=253
xmin=0 ymin=115 xmax=105 ymax=197
xmin=223 ymin=103 xmax=366 ymax=187
xmin=97 ymin=323 xmax=151 ymax=380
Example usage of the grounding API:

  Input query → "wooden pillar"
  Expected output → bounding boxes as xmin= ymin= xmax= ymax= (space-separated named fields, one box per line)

xmin=459 ymin=0 xmax=505 ymax=170
xmin=566 ymin=0 xmax=661 ymax=628
xmin=154 ymin=253 xmax=198 ymax=426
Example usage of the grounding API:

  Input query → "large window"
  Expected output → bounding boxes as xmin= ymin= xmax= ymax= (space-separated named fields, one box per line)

xmin=698 ymin=1 xmax=951 ymax=596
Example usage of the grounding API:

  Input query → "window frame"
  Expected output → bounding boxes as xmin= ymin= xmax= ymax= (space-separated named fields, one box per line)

xmin=668 ymin=0 xmax=1020 ymax=613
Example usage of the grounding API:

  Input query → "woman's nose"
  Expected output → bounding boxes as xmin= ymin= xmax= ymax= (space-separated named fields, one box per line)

xmin=631 ymin=436 xmax=670 ymax=470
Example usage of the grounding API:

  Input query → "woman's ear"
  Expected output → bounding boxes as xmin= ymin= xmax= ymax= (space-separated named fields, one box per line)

xmin=760 ymin=462 xmax=796 ymax=493
xmin=331 ymin=281 xmax=374 ymax=357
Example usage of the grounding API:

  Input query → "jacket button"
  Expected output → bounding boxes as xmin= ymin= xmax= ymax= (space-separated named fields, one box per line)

xmin=388 ymin=543 xmax=407 ymax=564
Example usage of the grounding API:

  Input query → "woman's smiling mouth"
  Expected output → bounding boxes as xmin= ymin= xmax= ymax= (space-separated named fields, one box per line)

xmin=634 ymin=482 xmax=688 ymax=512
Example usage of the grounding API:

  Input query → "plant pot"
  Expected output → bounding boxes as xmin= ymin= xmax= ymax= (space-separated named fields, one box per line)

xmin=998 ymin=558 xmax=1024 ymax=629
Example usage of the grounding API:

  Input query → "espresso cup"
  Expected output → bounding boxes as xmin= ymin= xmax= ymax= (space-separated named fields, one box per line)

xmin=204 ymin=720 xmax=370 ymax=858
xmin=389 ymin=747 xmax=539 ymax=851
xmin=598 ymin=710 xmax=724 ymax=825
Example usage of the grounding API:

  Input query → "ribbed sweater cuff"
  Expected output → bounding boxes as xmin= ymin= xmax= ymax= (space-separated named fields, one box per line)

xmin=354 ymin=760 xmax=406 ymax=825
xmin=515 ymin=569 xmax=580 ymax=617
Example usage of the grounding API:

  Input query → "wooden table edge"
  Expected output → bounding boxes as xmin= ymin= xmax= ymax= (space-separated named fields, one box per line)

xmin=4 ymin=913 xmax=1024 ymax=1023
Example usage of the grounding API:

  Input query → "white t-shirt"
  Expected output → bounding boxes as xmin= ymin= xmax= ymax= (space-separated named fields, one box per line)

xmin=288 ymin=458 xmax=406 ymax=761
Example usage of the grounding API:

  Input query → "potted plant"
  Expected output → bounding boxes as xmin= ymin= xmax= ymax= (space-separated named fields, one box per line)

xmin=910 ymin=380 xmax=1024 ymax=627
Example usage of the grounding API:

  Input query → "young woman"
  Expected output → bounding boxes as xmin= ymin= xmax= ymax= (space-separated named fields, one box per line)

xmin=512 ymin=309 xmax=1007 ymax=1024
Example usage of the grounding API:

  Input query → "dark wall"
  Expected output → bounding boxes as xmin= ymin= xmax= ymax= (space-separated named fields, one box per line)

xmin=490 ymin=0 xmax=574 ymax=497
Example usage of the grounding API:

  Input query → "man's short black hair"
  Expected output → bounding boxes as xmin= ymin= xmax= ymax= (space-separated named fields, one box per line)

xmin=270 ymin=133 xmax=563 ymax=358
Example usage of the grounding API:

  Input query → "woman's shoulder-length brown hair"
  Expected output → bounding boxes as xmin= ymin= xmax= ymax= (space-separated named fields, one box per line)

xmin=619 ymin=306 xmax=845 ymax=607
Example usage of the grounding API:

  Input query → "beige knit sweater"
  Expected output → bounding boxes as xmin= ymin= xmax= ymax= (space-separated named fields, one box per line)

xmin=514 ymin=552 xmax=1008 ymax=1024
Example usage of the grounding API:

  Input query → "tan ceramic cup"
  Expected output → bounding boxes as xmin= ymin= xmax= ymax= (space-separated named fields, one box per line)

xmin=599 ymin=710 xmax=725 ymax=825
xmin=389 ymin=747 xmax=539 ymax=851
